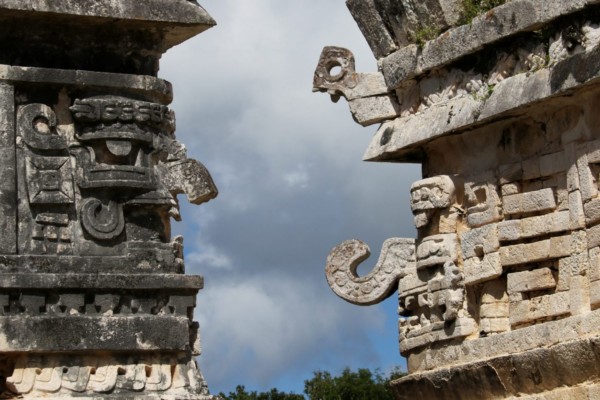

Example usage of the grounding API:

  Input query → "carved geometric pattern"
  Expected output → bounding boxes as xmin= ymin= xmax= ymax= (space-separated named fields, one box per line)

xmin=5 ymin=355 xmax=209 ymax=396
xmin=26 ymin=156 xmax=74 ymax=204
xmin=0 ymin=292 xmax=196 ymax=318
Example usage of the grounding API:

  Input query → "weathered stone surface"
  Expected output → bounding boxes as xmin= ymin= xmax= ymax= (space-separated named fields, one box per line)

xmin=318 ymin=0 xmax=600 ymax=398
xmin=364 ymin=35 xmax=600 ymax=162
xmin=395 ymin=337 xmax=600 ymax=400
xmin=507 ymin=268 xmax=557 ymax=294
xmin=5 ymin=354 xmax=212 ymax=399
xmin=0 ymin=1 xmax=218 ymax=398
xmin=326 ymin=238 xmax=415 ymax=305
xmin=381 ymin=0 xmax=600 ymax=87
xmin=0 ymin=0 xmax=215 ymax=76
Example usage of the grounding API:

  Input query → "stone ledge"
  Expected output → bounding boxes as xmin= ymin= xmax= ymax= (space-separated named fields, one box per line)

xmin=364 ymin=44 xmax=600 ymax=162
xmin=381 ymin=0 xmax=600 ymax=89
xmin=0 ymin=315 xmax=192 ymax=352
xmin=0 ymin=255 xmax=184 ymax=274
xmin=407 ymin=308 xmax=600 ymax=373
xmin=0 ymin=0 xmax=215 ymax=29
xmin=393 ymin=336 xmax=600 ymax=400
xmin=0 ymin=65 xmax=173 ymax=103
xmin=0 ymin=273 xmax=203 ymax=290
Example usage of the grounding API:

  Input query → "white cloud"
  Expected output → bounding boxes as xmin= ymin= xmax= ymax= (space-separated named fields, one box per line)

xmin=196 ymin=275 xmax=387 ymax=391
xmin=159 ymin=0 xmax=421 ymax=395
xmin=187 ymin=245 xmax=233 ymax=270
xmin=283 ymin=164 xmax=310 ymax=190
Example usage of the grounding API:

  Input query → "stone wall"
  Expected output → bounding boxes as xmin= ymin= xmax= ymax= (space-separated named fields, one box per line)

xmin=317 ymin=0 xmax=600 ymax=398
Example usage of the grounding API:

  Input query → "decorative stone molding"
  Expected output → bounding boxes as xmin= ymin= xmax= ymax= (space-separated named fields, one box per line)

xmin=0 ymin=1 xmax=219 ymax=398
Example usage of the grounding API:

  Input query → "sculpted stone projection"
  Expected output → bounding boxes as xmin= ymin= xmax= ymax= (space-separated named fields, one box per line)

xmin=0 ymin=1 xmax=218 ymax=399
xmin=317 ymin=0 xmax=600 ymax=398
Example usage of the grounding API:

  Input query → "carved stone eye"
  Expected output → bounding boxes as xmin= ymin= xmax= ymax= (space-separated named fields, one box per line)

xmin=33 ymin=117 xmax=52 ymax=135
xmin=106 ymin=140 xmax=133 ymax=157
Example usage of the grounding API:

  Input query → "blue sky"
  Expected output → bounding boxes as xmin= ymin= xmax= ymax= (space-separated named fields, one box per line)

xmin=160 ymin=1 xmax=420 ymax=395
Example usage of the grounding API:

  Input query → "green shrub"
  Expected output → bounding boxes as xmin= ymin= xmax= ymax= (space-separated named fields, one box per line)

xmin=459 ymin=0 xmax=507 ymax=25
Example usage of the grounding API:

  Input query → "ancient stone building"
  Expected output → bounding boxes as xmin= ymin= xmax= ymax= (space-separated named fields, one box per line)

xmin=0 ymin=1 xmax=218 ymax=398
xmin=317 ymin=0 xmax=600 ymax=398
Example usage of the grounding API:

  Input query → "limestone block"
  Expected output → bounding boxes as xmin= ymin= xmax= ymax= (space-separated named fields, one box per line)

xmin=345 ymin=0 xmax=399 ymax=59
xmin=521 ymin=158 xmax=541 ymax=181
xmin=480 ymin=302 xmax=509 ymax=318
xmin=590 ymin=247 xmax=600 ymax=282
xmin=501 ymin=183 xmax=520 ymax=196
xmin=521 ymin=211 xmax=569 ymax=239
xmin=550 ymin=235 xmax=573 ymax=259
xmin=585 ymin=140 xmax=600 ymax=164
xmin=400 ymin=317 xmax=476 ymax=354
xmin=502 ymin=188 xmax=556 ymax=216
xmin=416 ymin=234 xmax=459 ymax=269
xmin=0 ymin=84 xmax=15 ymax=254
xmin=460 ymin=224 xmax=499 ymax=259
xmin=480 ymin=317 xmax=510 ymax=334
xmin=590 ymin=280 xmax=600 ymax=308
xmin=348 ymin=95 xmax=400 ymax=126
xmin=464 ymin=252 xmax=502 ymax=286
xmin=557 ymin=257 xmax=572 ymax=292
xmin=399 ymin=265 xmax=427 ymax=296
xmin=577 ymin=142 xmax=600 ymax=201
xmin=571 ymin=230 xmax=588 ymax=255
xmin=570 ymin=274 xmax=591 ymax=316
xmin=539 ymin=151 xmax=567 ymax=178
xmin=19 ymin=294 xmax=45 ymax=314
xmin=566 ymin=154 xmax=581 ymax=193
xmin=569 ymin=190 xmax=586 ymax=229
xmin=507 ymin=268 xmax=556 ymax=294
xmin=498 ymin=162 xmax=522 ymax=185
xmin=498 ymin=220 xmax=521 ymax=242
xmin=500 ymin=236 xmax=569 ymax=266
xmin=510 ymin=292 xmax=570 ymax=326
xmin=584 ymin=198 xmax=600 ymax=225
xmin=481 ymin=279 xmax=508 ymax=304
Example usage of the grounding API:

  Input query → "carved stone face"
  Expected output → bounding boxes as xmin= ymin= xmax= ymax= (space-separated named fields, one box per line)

xmin=410 ymin=175 xmax=455 ymax=228
xmin=16 ymin=94 xmax=217 ymax=267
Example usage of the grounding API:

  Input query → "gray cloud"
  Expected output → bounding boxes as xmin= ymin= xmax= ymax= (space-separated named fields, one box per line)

xmin=160 ymin=0 xmax=421 ymax=394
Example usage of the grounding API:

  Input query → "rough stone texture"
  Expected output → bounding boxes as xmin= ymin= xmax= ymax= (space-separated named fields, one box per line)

xmin=318 ymin=0 xmax=600 ymax=398
xmin=0 ymin=1 xmax=218 ymax=399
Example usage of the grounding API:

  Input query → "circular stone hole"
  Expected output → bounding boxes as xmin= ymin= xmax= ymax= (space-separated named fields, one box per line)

xmin=326 ymin=61 xmax=344 ymax=80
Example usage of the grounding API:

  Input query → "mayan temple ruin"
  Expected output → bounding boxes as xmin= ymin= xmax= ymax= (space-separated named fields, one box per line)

xmin=317 ymin=0 xmax=600 ymax=398
xmin=0 ymin=1 xmax=218 ymax=398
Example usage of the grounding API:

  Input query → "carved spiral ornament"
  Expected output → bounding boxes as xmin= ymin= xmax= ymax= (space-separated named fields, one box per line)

xmin=325 ymin=238 xmax=416 ymax=306
xmin=17 ymin=103 xmax=68 ymax=150
xmin=80 ymin=198 xmax=125 ymax=241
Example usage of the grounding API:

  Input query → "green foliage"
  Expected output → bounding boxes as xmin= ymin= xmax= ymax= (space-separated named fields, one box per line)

xmin=219 ymin=367 xmax=406 ymax=400
xmin=303 ymin=367 xmax=405 ymax=400
xmin=414 ymin=25 xmax=441 ymax=47
xmin=219 ymin=385 xmax=304 ymax=400
xmin=459 ymin=0 xmax=507 ymax=25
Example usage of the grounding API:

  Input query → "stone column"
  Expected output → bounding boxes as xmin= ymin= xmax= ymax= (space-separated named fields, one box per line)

xmin=317 ymin=1 xmax=600 ymax=398
xmin=0 ymin=1 xmax=218 ymax=398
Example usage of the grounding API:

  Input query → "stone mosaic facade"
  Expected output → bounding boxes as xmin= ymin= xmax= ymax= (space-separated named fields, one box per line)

xmin=318 ymin=0 xmax=600 ymax=398
xmin=0 ymin=1 xmax=217 ymax=398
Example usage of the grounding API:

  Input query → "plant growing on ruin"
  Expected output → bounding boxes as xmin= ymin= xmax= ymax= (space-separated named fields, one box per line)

xmin=459 ymin=0 xmax=508 ymax=25
xmin=414 ymin=25 xmax=442 ymax=47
